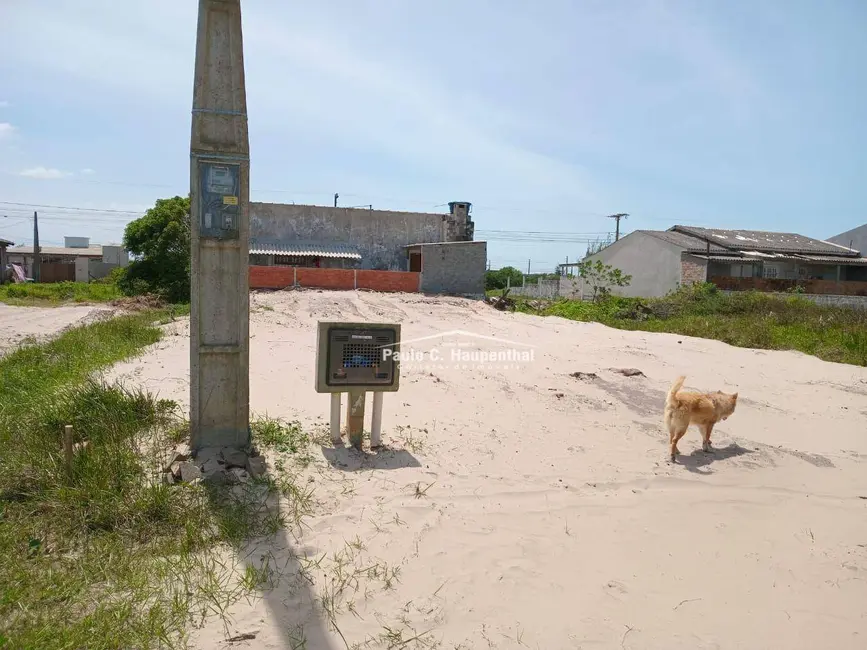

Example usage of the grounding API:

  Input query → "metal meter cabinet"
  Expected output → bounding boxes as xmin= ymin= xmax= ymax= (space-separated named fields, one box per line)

xmin=198 ymin=160 xmax=241 ymax=240
xmin=315 ymin=322 xmax=401 ymax=450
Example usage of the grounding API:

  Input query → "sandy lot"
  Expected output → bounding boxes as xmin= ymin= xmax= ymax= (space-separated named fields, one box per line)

xmin=0 ymin=303 xmax=113 ymax=356
xmin=107 ymin=290 xmax=867 ymax=650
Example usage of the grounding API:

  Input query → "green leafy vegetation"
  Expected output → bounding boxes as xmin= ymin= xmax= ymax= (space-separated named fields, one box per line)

xmin=518 ymin=283 xmax=867 ymax=366
xmin=0 ymin=311 xmax=308 ymax=649
xmin=485 ymin=265 xmax=524 ymax=291
xmin=117 ymin=195 xmax=191 ymax=304
xmin=0 ymin=280 xmax=122 ymax=305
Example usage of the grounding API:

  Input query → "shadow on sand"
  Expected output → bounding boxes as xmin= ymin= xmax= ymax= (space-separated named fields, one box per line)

xmin=204 ymin=473 xmax=339 ymax=650
xmin=320 ymin=442 xmax=421 ymax=472
xmin=676 ymin=442 xmax=755 ymax=475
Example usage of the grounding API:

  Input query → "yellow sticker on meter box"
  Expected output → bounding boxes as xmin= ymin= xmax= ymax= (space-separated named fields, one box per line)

xmin=223 ymin=195 xmax=238 ymax=205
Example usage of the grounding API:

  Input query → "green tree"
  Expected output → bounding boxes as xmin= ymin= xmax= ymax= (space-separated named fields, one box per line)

xmin=576 ymin=259 xmax=631 ymax=301
xmin=485 ymin=266 xmax=524 ymax=291
xmin=118 ymin=196 xmax=191 ymax=303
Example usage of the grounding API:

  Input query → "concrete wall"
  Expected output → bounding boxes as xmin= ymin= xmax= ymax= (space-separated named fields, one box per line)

xmin=828 ymin=223 xmax=867 ymax=255
xmin=251 ymin=202 xmax=459 ymax=271
xmin=586 ymin=232 xmax=683 ymax=297
xmin=418 ymin=241 xmax=486 ymax=296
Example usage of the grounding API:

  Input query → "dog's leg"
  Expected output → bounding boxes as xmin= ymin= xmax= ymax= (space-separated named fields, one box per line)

xmin=670 ymin=426 xmax=688 ymax=462
xmin=702 ymin=423 xmax=714 ymax=452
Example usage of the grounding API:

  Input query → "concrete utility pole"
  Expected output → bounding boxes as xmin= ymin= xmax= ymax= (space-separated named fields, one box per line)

xmin=32 ymin=211 xmax=41 ymax=282
xmin=334 ymin=192 xmax=339 ymax=207
xmin=606 ymin=213 xmax=629 ymax=241
xmin=189 ymin=0 xmax=251 ymax=450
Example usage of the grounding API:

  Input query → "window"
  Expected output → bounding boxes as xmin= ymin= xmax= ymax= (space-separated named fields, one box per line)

xmin=274 ymin=255 xmax=309 ymax=266
xmin=763 ymin=266 xmax=778 ymax=279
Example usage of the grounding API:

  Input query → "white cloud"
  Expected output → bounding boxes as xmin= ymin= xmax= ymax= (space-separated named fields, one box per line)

xmin=19 ymin=166 xmax=73 ymax=179
xmin=0 ymin=101 xmax=10 ymax=108
xmin=0 ymin=123 xmax=14 ymax=138
xmin=80 ymin=168 xmax=95 ymax=174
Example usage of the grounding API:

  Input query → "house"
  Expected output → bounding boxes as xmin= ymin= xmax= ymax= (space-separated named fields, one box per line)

xmin=586 ymin=225 xmax=867 ymax=298
xmin=249 ymin=200 xmax=475 ymax=270
xmin=828 ymin=223 xmax=867 ymax=259
xmin=248 ymin=200 xmax=487 ymax=295
xmin=7 ymin=236 xmax=129 ymax=283
xmin=1 ymin=237 xmax=13 ymax=283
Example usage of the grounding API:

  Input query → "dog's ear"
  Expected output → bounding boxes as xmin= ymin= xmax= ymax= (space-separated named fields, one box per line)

xmin=732 ymin=392 xmax=738 ymax=401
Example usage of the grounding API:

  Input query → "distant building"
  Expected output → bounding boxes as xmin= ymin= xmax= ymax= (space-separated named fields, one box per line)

xmin=7 ymin=236 xmax=129 ymax=283
xmin=585 ymin=225 xmax=867 ymax=298
xmin=249 ymin=200 xmax=485 ymax=295
xmin=828 ymin=223 xmax=867 ymax=259
xmin=0 ymin=237 xmax=13 ymax=284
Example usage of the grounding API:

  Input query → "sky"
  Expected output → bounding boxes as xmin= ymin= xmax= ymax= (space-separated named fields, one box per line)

xmin=1 ymin=0 xmax=865 ymax=272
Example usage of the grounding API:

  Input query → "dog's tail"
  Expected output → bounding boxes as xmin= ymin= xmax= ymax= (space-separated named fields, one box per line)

xmin=666 ymin=375 xmax=686 ymax=408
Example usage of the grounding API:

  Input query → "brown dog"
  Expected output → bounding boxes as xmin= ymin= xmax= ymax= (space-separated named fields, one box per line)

xmin=664 ymin=376 xmax=738 ymax=462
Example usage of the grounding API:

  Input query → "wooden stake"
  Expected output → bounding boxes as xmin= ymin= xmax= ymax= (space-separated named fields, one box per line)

xmin=63 ymin=425 xmax=74 ymax=476
xmin=346 ymin=389 xmax=366 ymax=450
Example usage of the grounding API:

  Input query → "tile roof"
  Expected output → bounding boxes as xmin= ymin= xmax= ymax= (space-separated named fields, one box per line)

xmin=694 ymin=254 xmax=867 ymax=266
xmin=671 ymin=225 xmax=858 ymax=256
xmin=8 ymin=245 xmax=104 ymax=256
xmin=249 ymin=241 xmax=362 ymax=259
xmin=0 ymin=237 xmax=14 ymax=246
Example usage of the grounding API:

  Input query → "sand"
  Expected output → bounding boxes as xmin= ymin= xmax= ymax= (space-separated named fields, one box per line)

xmin=106 ymin=290 xmax=867 ymax=649
xmin=0 ymin=303 xmax=113 ymax=356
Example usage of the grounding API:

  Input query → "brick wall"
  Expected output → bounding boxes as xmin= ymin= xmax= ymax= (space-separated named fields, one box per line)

xmin=357 ymin=270 xmax=420 ymax=292
xmin=248 ymin=266 xmax=419 ymax=292
xmin=680 ymin=254 xmax=708 ymax=285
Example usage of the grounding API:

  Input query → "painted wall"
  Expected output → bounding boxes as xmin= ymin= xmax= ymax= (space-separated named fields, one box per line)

xmin=586 ymin=232 xmax=683 ymax=297
xmin=418 ymin=241 xmax=487 ymax=296
xmin=828 ymin=223 xmax=867 ymax=255
xmin=251 ymin=202 xmax=456 ymax=271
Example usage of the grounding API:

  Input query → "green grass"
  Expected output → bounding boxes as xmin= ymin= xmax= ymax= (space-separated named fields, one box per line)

xmin=0 ymin=311 xmax=308 ymax=649
xmin=0 ymin=281 xmax=122 ymax=305
xmin=517 ymin=283 xmax=867 ymax=366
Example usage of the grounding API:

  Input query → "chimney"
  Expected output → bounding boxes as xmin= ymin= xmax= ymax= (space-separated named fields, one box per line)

xmin=447 ymin=202 xmax=474 ymax=241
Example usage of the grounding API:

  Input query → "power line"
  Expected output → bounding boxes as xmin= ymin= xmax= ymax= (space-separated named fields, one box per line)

xmin=0 ymin=201 xmax=143 ymax=215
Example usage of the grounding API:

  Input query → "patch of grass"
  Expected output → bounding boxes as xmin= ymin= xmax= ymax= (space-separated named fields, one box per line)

xmin=0 ymin=281 xmax=122 ymax=305
xmin=0 ymin=311 xmax=295 ymax=649
xmin=518 ymin=283 xmax=867 ymax=366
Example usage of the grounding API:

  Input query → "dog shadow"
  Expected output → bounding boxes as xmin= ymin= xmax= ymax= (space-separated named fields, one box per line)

xmin=676 ymin=442 xmax=754 ymax=475
xmin=320 ymin=442 xmax=421 ymax=472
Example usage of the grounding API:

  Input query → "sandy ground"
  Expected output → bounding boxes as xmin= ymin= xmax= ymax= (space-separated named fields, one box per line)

xmin=106 ymin=290 xmax=867 ymax=649
xmin=0 ymin=303 xmax=113 ymax=356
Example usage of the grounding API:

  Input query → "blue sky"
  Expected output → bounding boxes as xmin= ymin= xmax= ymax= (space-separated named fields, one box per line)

xmin=1 ymin=0 xmax=865 ymax=271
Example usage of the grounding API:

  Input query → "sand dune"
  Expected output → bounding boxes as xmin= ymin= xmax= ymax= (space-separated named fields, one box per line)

xmin=107 ymin=290 xmax=867 ymax=649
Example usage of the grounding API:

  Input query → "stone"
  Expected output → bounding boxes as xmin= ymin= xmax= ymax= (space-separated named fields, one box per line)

xmin=246 ymin=456 xmax=267 ymax=478
xmin=170 ymin=461 xmax=183 ymax=479
xmin=229 ymin=467 xmax=250 ymax=484
xmin=177 ymin=461 xmax=203 ymax=483
xmin=221 ymin=448 xmax=248 ymax=469
xmin=161 ymin=471 xmax=176 ymax=485
xmin=612 ymin=368 xmax=645 ymax=377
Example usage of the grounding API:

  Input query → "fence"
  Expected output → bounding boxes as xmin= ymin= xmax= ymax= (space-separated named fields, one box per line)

xmin=249 ymin=266 xmax=420 ymax=293
xmin=40 ymin=263 xmax=76 ymax=283
xmin=710 ymin=276 xmax=867 ymax=297
xmin=506 ymin=276 xmax=585 ymax=299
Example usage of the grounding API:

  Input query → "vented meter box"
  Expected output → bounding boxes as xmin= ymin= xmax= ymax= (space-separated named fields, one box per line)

xmin=315 ymin=322 xmax=401 ymax=393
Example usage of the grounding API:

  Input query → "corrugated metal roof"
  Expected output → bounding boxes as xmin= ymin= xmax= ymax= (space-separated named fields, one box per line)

xmin=8 ymin=245 xmax=104 ymax=256
xmin=0 ymin=238 xmax=14 ymax=246
xmin=639 ymin=230 xmax=729 ymax=253
xmin=672 ymin=225 xmax=858 ymax=256
xmin=249 ymin=241 xmax=361 ymax=259
xmin=694 ymin=254 xmax=867 ymax=266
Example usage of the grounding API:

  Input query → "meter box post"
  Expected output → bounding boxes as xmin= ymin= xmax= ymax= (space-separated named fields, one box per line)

xmin=198 ymin=160 xmax=241 ymax=240
xmin=316 ymin=321 xmax=401 ymax=450
xmin=316 ymin=322 xmax=401 ymax=393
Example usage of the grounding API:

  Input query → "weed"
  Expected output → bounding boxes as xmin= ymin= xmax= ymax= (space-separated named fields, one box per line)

xmin=0 ymin=281 xmax=122 ymax=305
xmin=518 ymin=284 xmax=867 ymax=366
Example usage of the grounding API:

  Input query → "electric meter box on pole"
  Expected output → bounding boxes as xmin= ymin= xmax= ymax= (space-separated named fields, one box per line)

xmin=315 ymin=322 xmax=401 ymax=393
